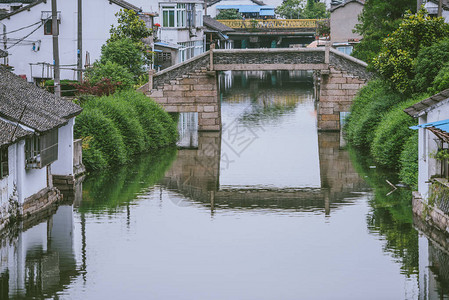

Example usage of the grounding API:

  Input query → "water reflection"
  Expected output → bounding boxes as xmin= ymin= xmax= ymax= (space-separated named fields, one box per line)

xmin=0 ymin=205 xmax=77 ymax=298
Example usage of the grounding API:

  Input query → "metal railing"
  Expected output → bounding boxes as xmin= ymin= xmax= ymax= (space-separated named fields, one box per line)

xmin=216 ymin=19 xmax=323 ymax=29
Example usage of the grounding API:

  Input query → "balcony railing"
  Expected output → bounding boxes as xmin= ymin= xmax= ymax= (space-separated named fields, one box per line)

xmin=217 ymin=19 xmax=323 ymax=29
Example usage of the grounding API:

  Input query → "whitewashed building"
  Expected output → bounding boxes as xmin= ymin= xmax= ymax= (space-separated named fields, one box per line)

xmin=0 ymin=66 xmax=82 ymax=230
xmin=405 ymin=88 xmax=449 ymax=233
xmin=0 ymin=0 xmax=142 ymax=82
xmin=423 ymin=0 xmax=449 ymax=22
xmin=153 ymin=0 xmax=205 ymax=64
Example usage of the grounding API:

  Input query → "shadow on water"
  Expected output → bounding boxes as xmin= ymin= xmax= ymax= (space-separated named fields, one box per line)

xmin=348 ymin=147 xmax=419 ymax=277
xmin=79 ymin=147 xmax=177 ymax=213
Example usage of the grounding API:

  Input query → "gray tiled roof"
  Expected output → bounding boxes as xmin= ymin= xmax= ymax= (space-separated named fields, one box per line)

xmin=330 ymin=0 xmax=365 ymax=12
xmin=108 ymin=0 xmax=141 ymax=12
xmin=0 ymin=66 xmax=82 ymax=133
xmin=404 ymin=89 xmax=449 ymax=117
xmin=429 ymin=0 xmax=449 ymax=10
xmin=0 ymin=0 xmax=44 ymax=20
xmin=0 ymin=119 xmax=32 ymax=147
xmin=204 ymin=16 xmax=235 ymax=32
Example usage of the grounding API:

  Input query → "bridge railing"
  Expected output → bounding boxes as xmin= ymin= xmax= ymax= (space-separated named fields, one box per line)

xmin=216 ymin=19 xmax=324 ymax=29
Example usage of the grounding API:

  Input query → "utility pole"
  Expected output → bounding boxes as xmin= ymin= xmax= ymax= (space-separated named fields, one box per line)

xmin=77 ymin=0 xmax=82 ymax=82
xmin=52 ymin=0 xmax=61 ymax=97
xmin=417 ymin=0 xmax=422 ymax=12
xmin=438 ymin=0 xmax=443 ymax=17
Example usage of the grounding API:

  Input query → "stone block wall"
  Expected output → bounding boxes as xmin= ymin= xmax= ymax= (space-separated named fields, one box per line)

xmin=22 ymin=187 xmax=61 ymax=218
xmin=413 ymin=191 xmax=449 ymax=235
xmin=318 ymin=67 xmax=367 ymax=130
xmin=146 ymin=68 xmax=221 ymax=131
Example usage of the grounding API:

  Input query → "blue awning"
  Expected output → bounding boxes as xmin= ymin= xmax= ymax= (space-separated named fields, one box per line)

xmin=260 ymin=8 xmax=275 ymax=16
xmin=410 ymin=119 xmax=449 ymax=132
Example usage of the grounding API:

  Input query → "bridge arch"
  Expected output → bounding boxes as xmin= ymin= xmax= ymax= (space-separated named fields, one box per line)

xmin=139 ymin=46 xmax=371 ymax=131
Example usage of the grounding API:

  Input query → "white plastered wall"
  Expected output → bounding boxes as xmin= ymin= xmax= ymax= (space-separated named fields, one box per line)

xmin=418 ymin=98 xmax=449 ymax=200
xmin=51 ymin=119 xmax=74 ymax=176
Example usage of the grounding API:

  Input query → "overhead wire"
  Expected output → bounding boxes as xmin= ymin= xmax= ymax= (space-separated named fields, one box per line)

xmin=6 ymin=18 xmax=49 ymax=49
xmin=0 ymin=20 xmax=43 ymax=36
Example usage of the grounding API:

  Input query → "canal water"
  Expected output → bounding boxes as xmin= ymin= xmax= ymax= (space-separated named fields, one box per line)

xmin=1 ymin=71 xmax=449 ymax=299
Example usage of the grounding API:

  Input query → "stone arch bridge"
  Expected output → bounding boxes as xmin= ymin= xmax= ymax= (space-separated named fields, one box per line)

xmin=139 ymin=47 xmax=371 ymax=131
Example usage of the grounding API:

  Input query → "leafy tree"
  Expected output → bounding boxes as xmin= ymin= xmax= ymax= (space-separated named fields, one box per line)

xmin=108 ymin=9 xmax=152 ymax=70
xmin=215 ymin=9 xmax=243 ymax=19
xmin=412 ymin=38 xmax=449 ymax=93
xmin=100 ymin=38 xmax=147 ymax=80
xmin=275 ymin=0 xmax=304 ymax=19
xmin=108 ymin=9 xmax=152 ymax=43
xmin=372 ymin=9 xmax=449 ymax=94
xmin=302 ymin=0 xmax=329 ymax=19
xmin=352 ymin=0 xmax=416 ymax=63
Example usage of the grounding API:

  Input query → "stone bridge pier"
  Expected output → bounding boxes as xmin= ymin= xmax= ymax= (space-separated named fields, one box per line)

xmin=140 ymin=47 xmax=371 ymax=131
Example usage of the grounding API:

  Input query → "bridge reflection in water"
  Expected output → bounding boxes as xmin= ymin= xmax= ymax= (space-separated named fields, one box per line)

xmin=162 ymin=70 xmax=368 ymax=215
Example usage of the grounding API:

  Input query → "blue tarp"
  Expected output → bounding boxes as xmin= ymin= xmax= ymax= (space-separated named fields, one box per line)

xmin=410 ymin=119 xmax=449 ymax=133
xmin=260 ymin=8 xmax=275 ymax=16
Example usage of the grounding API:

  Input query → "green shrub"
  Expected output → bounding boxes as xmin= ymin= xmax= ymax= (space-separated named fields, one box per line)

xmin=74 ymin=108 xmax=127 ymax=167
xmin=80 ymin=136 xmax=108 ymax=171
xmin=117 ymin=90 xmax=178 ymax=149
xmin=370 ymin=96 xmax=425 ymax=168
xmin=399 ymin=131 xmax=418 ymax=189
xmin=344 ymin=80 xmax=403 ymax=148
xmin=412 ymin=38 xmax=449 ymax=94
xmin=85 ymin=96 xmax=145 ymax=157
xmin=44 ymin=79 xmax=78 ymax=96
xmin=431 ymin=62 xmax=449 ymax=94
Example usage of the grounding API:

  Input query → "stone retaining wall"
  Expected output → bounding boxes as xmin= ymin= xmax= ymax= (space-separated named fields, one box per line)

xmin=413 ymin=191 xmax=449 ymax=235
xmin=22 ymin=187 xmax=61 ymax=219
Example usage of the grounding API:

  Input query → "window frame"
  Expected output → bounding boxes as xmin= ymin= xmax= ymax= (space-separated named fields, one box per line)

xmin=25 ymin=129 xmax=58 ymax=169
xmin=0 ymin=147 xmax=8 ymax=179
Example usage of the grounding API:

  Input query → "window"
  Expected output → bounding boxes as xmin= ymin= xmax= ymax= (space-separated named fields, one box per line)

xmin=162 ymin=6 xmax=175 ymax=27
xmin=177 ymin=4 xmax=186 ymax=27
xmin=25 ymin=129 xmax=58 ymax=169
xmin=178 ymin=41 xmax=195 ymax=62
xmin=186 ymin=4 xmax=195 ymax=28
xmin=336 ymin=46 xmax=353 ymax=55
xmin=0 ymin=147 xmax=8 ymax=179
xmin=44 ymin=19 xmax=53 ymax=35
xmin=162 ymin=4 xmax=197 ymax=28
xmin=41 ymin=11 xmax=61 ymax=35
